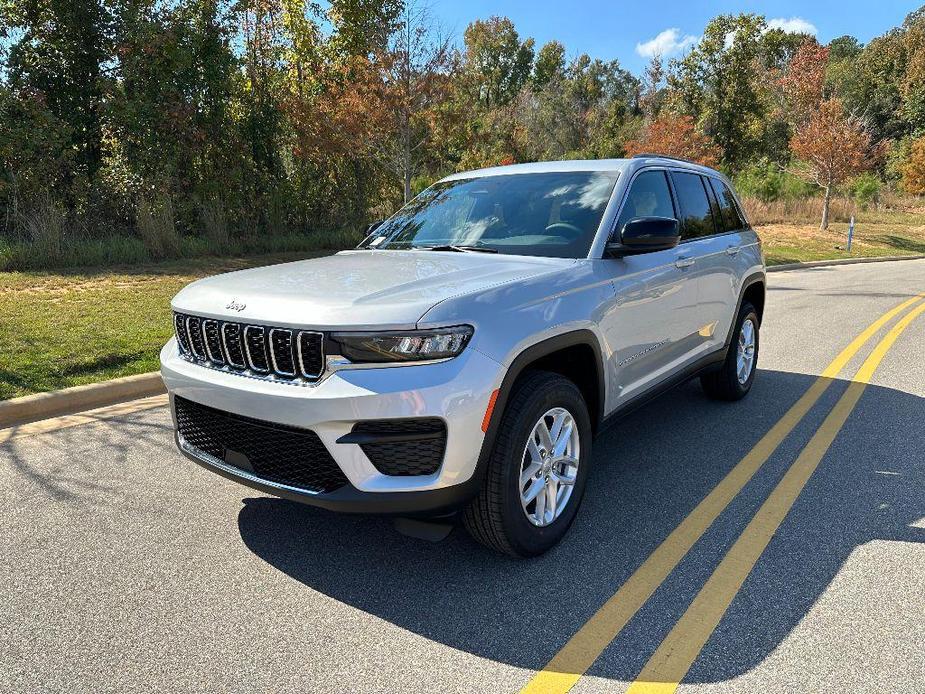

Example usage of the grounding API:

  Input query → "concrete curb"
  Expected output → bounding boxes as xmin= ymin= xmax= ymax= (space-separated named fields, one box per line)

xmin=0 ymin=372 xmax=165 ymax=429
xmin=767 ymin=255 xmax=925 ymax=272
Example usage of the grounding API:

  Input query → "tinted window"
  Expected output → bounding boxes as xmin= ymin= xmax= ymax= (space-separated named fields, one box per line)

xmin=708 ymin=178 xmax=745 ymax=232
xmin=671 ymin=172 xmax=716 ymax=239
xmin=615 ymin=170 xmax=675 ymax=232
xmin=371 ymin=171 xmax=619 ymax=258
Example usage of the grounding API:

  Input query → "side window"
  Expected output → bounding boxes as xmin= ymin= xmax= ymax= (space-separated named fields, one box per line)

xmin=708 ymin=178 xmax=745 ymax=233
xmin=615 ymin=170 xmax=675 ymax=232
xmin=670 ymin=171 xmax=717 ymax=239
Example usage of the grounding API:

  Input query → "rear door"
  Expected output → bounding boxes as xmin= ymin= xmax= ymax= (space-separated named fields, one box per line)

xmin=668 ymin=170 xmax=730 ymax=356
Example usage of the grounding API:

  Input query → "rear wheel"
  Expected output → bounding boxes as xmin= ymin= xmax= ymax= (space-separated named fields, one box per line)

xmin=701 ymin=302 xmax=759 ymax=401
xmin=463 ymin=371 xmax=592 ymax=557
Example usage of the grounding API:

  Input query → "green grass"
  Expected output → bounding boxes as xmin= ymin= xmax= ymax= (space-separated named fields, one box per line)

xmin=0 ymin=251 xmax=330 ymax=400
xmin=758 ymin=220 xmax=925 ymax=266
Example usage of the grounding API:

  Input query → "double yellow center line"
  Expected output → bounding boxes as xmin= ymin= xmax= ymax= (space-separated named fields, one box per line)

xmin=523 ymin=292 xmax=925 ymax=694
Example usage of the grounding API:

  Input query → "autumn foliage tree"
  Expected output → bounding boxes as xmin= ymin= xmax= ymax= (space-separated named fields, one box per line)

xmin=789 ymin=98 xmax=873 ymax=229
xmin=624 ymin=113 xmax=721 ymax=168
xmin=900 ymin=136 xmax=925 ymax=195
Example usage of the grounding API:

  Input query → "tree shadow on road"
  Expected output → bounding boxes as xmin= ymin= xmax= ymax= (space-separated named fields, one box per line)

xmin=236 ymin=369 xmax=925 ymax=685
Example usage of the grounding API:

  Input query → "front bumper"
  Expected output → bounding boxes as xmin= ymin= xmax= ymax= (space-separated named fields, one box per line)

xmin=160 ymin=338 xmax=504 ymax=513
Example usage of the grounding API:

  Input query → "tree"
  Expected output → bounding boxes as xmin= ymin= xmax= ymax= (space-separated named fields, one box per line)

xmin=640 ymin=54 xmax=664 ymax=123
xmin=789 ymin=98 xmax=873 ymax=229
xmin=461 ymin=16 xmax=534 ymax=109
xmin=624 ymin=112 xmax=721 ymax=167
xmin=374 ymin=0 xmax=451 ymax=202
xmin=667 ymin=14 xmax=782 ymax=169
xmin=900 ymin=136 xmax=925 ymax=194
xmin=778 ymin=40 xmax=829 ymax=125
xmin=533 ymin=40 xmax=565 ymax=90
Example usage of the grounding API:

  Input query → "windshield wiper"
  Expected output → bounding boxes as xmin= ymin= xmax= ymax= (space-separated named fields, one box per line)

xmin=413 ymin=244 xmax=498 ymax=254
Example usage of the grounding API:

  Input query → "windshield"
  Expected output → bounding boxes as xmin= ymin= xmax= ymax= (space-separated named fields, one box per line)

xmin=365 ymin=171 xmax=620 ymax=258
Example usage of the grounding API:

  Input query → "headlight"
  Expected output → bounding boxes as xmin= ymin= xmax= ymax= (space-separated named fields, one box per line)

xmin=329 ymin=325 xmax=473 ymax=363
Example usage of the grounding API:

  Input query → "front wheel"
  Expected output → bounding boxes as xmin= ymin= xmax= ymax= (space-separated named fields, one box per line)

xmin=463 ymin=371 xmax=592 ymax=557
xmin=701 ymin=301 xmax=759 ymax=401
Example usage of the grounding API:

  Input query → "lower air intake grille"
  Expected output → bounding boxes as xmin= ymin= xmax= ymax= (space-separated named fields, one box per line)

xmin=175 ymin=396 xmax=349 ymax=494
xmin=352 ymin=418 xmax=447 ymax=476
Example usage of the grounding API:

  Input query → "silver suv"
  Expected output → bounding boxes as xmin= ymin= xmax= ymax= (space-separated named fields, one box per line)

xmin=161 ymin=156 xmax=765 ymax=556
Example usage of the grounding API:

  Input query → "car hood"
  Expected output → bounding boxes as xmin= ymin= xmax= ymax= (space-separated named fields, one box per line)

xmin=171 ymin=250 xmax=576 ymax=329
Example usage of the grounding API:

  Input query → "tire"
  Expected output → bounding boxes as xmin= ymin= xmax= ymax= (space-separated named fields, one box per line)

xmin=701 ymin=301 xmax=759 ymax=401
xmin=463 ymin=370 xmax=592 ymax=557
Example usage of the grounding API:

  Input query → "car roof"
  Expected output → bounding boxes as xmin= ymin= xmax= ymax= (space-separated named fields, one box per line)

xmin=439 ymin=156 xmax=723 ymax=182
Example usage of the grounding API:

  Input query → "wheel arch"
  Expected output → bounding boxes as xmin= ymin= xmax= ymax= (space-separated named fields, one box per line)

xmin=476 ymin=330 xmax=606 ymax=482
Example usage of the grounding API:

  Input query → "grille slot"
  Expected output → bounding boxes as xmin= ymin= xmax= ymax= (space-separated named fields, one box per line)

xmin=175 ymin=396 xmax=349 ymax=494
xmin=202 ymin=320 xmax=225 ymax=364
xmin=222 ymin=323 xmax=246 ymax=369
xmin=351 ymin=419 xmax=447 ymax=476
xmin=186 ymin=316 xmax=206 ymax=359
xmin=173 ymin=312 xmax=325 ymax=383
xmin=269 ymin=329 xmax=296 ymax=377
xmin=174 ymin=313 xmax=192 ymax=354
xmin=244 ymin=326 xmax=270 ymax=373
xmin=297 ymin=331 xmax=324 ymax=378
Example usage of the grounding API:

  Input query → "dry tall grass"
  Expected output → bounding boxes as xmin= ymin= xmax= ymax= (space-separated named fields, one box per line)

xmin=137 ymin=195 xmax=180 ymax=259
xmin=740 ymin=196 xmax=855 ymax=226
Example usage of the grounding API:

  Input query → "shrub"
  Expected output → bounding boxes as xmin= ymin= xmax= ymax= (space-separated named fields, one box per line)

xmin=850 ymin=173 xmax=881 ymax=209
xmin=734 ymin=162 xmax=813 ymax=202
xmin=136 ymin=195 xmax=180 ymax=259
xmin=199 ymin=198 xmax=230 ymax=249
xmin=18 ymin=195 xmax=69 ymax=265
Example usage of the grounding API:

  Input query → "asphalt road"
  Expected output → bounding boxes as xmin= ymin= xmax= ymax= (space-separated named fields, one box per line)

xmin=3 ymin=259 xmax=924 ymax=694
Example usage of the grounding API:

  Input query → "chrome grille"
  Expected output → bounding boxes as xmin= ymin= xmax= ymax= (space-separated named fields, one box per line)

xmin=202 ymin=320 xmax=224 ymax=364
xmin=173 ymin=312 xmax=324 ymax=384
xmin=297 ymin=331 xmax=324 ymax=378
xmin=222 ymin=323 xmax=246 ymax=368
xmin=186 ymin=317 xmax=206 ymax=359
xmin=269 ymin=329 xmax=296 ymax=376
xmin=244 ymin=325 xmax=270 ymax=373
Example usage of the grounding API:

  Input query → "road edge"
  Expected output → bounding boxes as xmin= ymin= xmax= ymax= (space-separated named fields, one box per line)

xmin=767 ymin=254 xmax=925 ymax=272
xmin=0 ymin=372 xmax=166 ymax=430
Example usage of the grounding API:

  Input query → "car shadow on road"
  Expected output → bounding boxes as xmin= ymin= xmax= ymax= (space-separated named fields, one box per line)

xmin=236 ymin=369 xmax=924 ymax=684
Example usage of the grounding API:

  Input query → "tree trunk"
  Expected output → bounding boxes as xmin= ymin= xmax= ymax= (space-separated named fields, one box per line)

xmin=402 ymin=119 xmax=412 ymax=203
xmin=820 ymin=184 xmax=832 ymax=230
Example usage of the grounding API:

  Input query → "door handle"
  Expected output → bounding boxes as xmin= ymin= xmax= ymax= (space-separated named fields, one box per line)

xmin=675 ymin=258 xmax=695 ymax=269
xmin=725 ymin=246 xmax=740 ymax=256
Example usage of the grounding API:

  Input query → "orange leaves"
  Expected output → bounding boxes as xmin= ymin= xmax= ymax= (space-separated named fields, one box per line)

xmin=624 ymin=114 xmax=721 ymax=168
xmin=789 ymin=98 xmax=872 ymax=186
xmin=900 ymin=137 xmax=925 ymax=195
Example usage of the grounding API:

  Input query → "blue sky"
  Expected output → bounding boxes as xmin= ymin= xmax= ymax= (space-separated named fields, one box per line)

xmin=431 ymin=0 xmax=918 ymax=74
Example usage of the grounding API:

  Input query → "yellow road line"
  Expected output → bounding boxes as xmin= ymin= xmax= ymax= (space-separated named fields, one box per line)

xmin=626 ymin=299 xmax=925 ymax=694
xmin=0 ymin=395 xmax=168 ymax=444
xmin=521 ymin=293 xmax=925 ymax=694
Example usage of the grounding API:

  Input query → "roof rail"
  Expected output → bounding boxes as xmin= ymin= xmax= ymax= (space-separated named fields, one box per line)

xmin=631 ymin=153 xmax=704 ymax=166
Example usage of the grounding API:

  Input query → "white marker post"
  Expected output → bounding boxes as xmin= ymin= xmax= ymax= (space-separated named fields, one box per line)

xmin=847 ymin=215 xmax=855 ymax=253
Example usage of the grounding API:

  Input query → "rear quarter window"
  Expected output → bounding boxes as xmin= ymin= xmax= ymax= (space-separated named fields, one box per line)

xmin=708 ymin=178 xmax=746 ymax=233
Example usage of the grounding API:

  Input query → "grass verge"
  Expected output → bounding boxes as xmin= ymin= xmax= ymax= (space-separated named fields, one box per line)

xmin=0 ymin=252 xmax=328 ymax=400
xmin=758 ymin=220 xmax=925 ymax=265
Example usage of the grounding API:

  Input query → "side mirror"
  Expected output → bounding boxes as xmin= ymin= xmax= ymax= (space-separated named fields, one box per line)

xmin=606 ymin=216 xmax=680 ymax=257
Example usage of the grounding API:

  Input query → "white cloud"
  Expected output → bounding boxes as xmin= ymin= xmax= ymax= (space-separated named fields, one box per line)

xmin=766 ymin=17 xmax=818 ymax=35
xmin=636 ymin=28 xmax=700 ymax=58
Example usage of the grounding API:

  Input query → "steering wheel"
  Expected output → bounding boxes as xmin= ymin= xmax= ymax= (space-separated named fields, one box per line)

xmin=543 ymin=222 xmax=583 ymax=240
